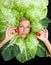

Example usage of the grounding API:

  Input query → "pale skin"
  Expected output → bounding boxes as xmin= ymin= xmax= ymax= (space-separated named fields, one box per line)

xmin=0 ymin=19 xmax=51 ymax=57
xmin=0 ymin=19 xmax=30 ymax=48
xmin=36 ymin=29 xmax=51 ymax=56
xmin=0 ymin=26 xmax=17 ymax=48
xmin=19 ymin=20 xmax=30 ymax=39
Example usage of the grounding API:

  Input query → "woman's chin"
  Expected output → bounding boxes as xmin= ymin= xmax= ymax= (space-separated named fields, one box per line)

xmin=21 ymin=35 xmax=26 ymax=39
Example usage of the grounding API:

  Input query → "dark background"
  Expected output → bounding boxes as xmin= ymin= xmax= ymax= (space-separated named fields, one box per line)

xmin=0 ymin=0 xmax=51 ymax=65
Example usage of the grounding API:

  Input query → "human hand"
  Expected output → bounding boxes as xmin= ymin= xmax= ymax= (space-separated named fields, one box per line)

xmin=36 ymin=29 xmax=48 ymax=42
xmin=5 ymin=26 xmax=18 ymax=42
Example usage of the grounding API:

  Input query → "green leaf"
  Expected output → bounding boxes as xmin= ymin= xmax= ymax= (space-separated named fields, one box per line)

xmin=40 ymin=17 xmax=51 ymax=28
xmin=1 ymin=44 xmax=20 ymax=61
xmin=31 ymin=22 xmax=43 ymax=32
xmin=0 ymin=32 xmax=5 ymax=41
xmin=1 ymin=35 xmax=20 ymax=61
xmin=16 ymin=33 xmax=39 ymax=63
xmin=0 ymin=22 xmax=9 ymax=41
xmin=0 ymin=6 xmax=16 ymax=26
xmin=25 ymin=7 xmax=47 ymax=23
xmin=0 ymin=0 xmax=49 ymax=63
xmin=0 ymin=0 xmax=14 ymax=9
xmin=36 ymin=40 xmax=49 ymax=57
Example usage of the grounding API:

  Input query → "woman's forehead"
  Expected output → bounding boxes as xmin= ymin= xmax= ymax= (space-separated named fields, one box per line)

xmin=19 ymin=20 xmax=30 ymax=25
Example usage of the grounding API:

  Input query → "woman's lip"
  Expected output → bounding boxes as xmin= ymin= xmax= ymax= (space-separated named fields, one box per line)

xmin=22 ymin=33 xmax=26 ymax=35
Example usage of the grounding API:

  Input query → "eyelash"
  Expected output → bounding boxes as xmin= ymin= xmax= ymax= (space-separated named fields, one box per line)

xmin=27 ymin=27 xmax=30 ymax=28
xmin=19 ymin=26 xmax=30 ymax=28
xmin=19 ymin=26 xmax=23 ymax=28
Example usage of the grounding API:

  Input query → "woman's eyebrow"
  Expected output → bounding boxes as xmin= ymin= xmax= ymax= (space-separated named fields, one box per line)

xmin=19 ymin=24 xmax=23 ymax=26
xmin=26 ymin=26 xmax=30 ymax=27
xmin=19 ymin=24 xmax=30 ymax=27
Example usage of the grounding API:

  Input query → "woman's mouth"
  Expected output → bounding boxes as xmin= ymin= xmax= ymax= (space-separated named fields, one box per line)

xmin=22 ymin=33 xmax=26 ymax=36
xmin=21 ymin=33 xmax=26 ymax=38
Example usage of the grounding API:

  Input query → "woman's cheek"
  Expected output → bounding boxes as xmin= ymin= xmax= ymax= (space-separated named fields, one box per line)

xmin=19 ymin=28 xmax=23 ymax=33
xmin=27 ymin=29 xmax=30 ymax=34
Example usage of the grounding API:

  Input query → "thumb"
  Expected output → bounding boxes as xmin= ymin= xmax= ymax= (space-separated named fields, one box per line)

xmin=36 ymin=35 xmax=41 ymax=39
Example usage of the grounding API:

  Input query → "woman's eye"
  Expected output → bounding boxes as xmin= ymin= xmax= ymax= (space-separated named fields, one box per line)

xmin=27 ymin=26 xmax=30 ymax=28
xmin=19 ymin=26 xmax=23 ymax=28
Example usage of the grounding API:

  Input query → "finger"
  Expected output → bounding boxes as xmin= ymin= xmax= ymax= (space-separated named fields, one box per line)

xmin=44 ymin=29 xmax=48 ymax=35
xmin=11 ymin=30 xmax=15 ymax=34
xmin=36 ymin=35 xmax=41 ymax=39
xmin=11 ymin=33 xmax=18 ymax=38
xmin=45 ymin=29 xmax=48 ymax=38
xmin=7 ymin=26 xmax=16 ymax=31
xmin=45 ymin=29 xmax=48 ymax=33
xmin=40 ymin=29 xmax=47 ymax=36
xmin=39 ymin=31 xmax=44 ymax=34
xmin=6 ymin=28 xmax=15 ymax=35
xmin=41 ymin=29 xmax=46 ymax=33
xmin=9 ymin=27 xmax=16 ymax=31
xmin=11 ymin=30 xmax=18 ymax=35
xmin=7 ymin=27 xmax=16 ymax=34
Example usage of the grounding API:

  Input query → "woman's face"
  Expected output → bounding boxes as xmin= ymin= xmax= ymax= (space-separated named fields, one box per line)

xmin=19 ymin=20 xmax=30 ymax=39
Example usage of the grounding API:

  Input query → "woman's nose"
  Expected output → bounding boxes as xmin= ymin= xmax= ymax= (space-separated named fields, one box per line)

xmin=23 ymin=27 xmax=26 ymax=32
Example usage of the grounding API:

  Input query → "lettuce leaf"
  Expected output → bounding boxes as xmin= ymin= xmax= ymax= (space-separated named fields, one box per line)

xmin=0 ymin=0 xmax=14 ymax=9
xmin=36 ymin=40 xmax=49 ymax=57
xmin=25 ymin=7 xmax=48 ymax=23
xmin=0 ymin=0 xmax=50 ymax=63
xmin=0 ymin=22 xmax=9 ymax=41
xmin=16 ymin=33 xmax=39 ymax=63
xmin=40 ymin=17 xmax=51 ymax=28
xmin=1 ymin=35 xmax=20 ymax=61
xmin=31 ymin=23 xmax=43 ymax=32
